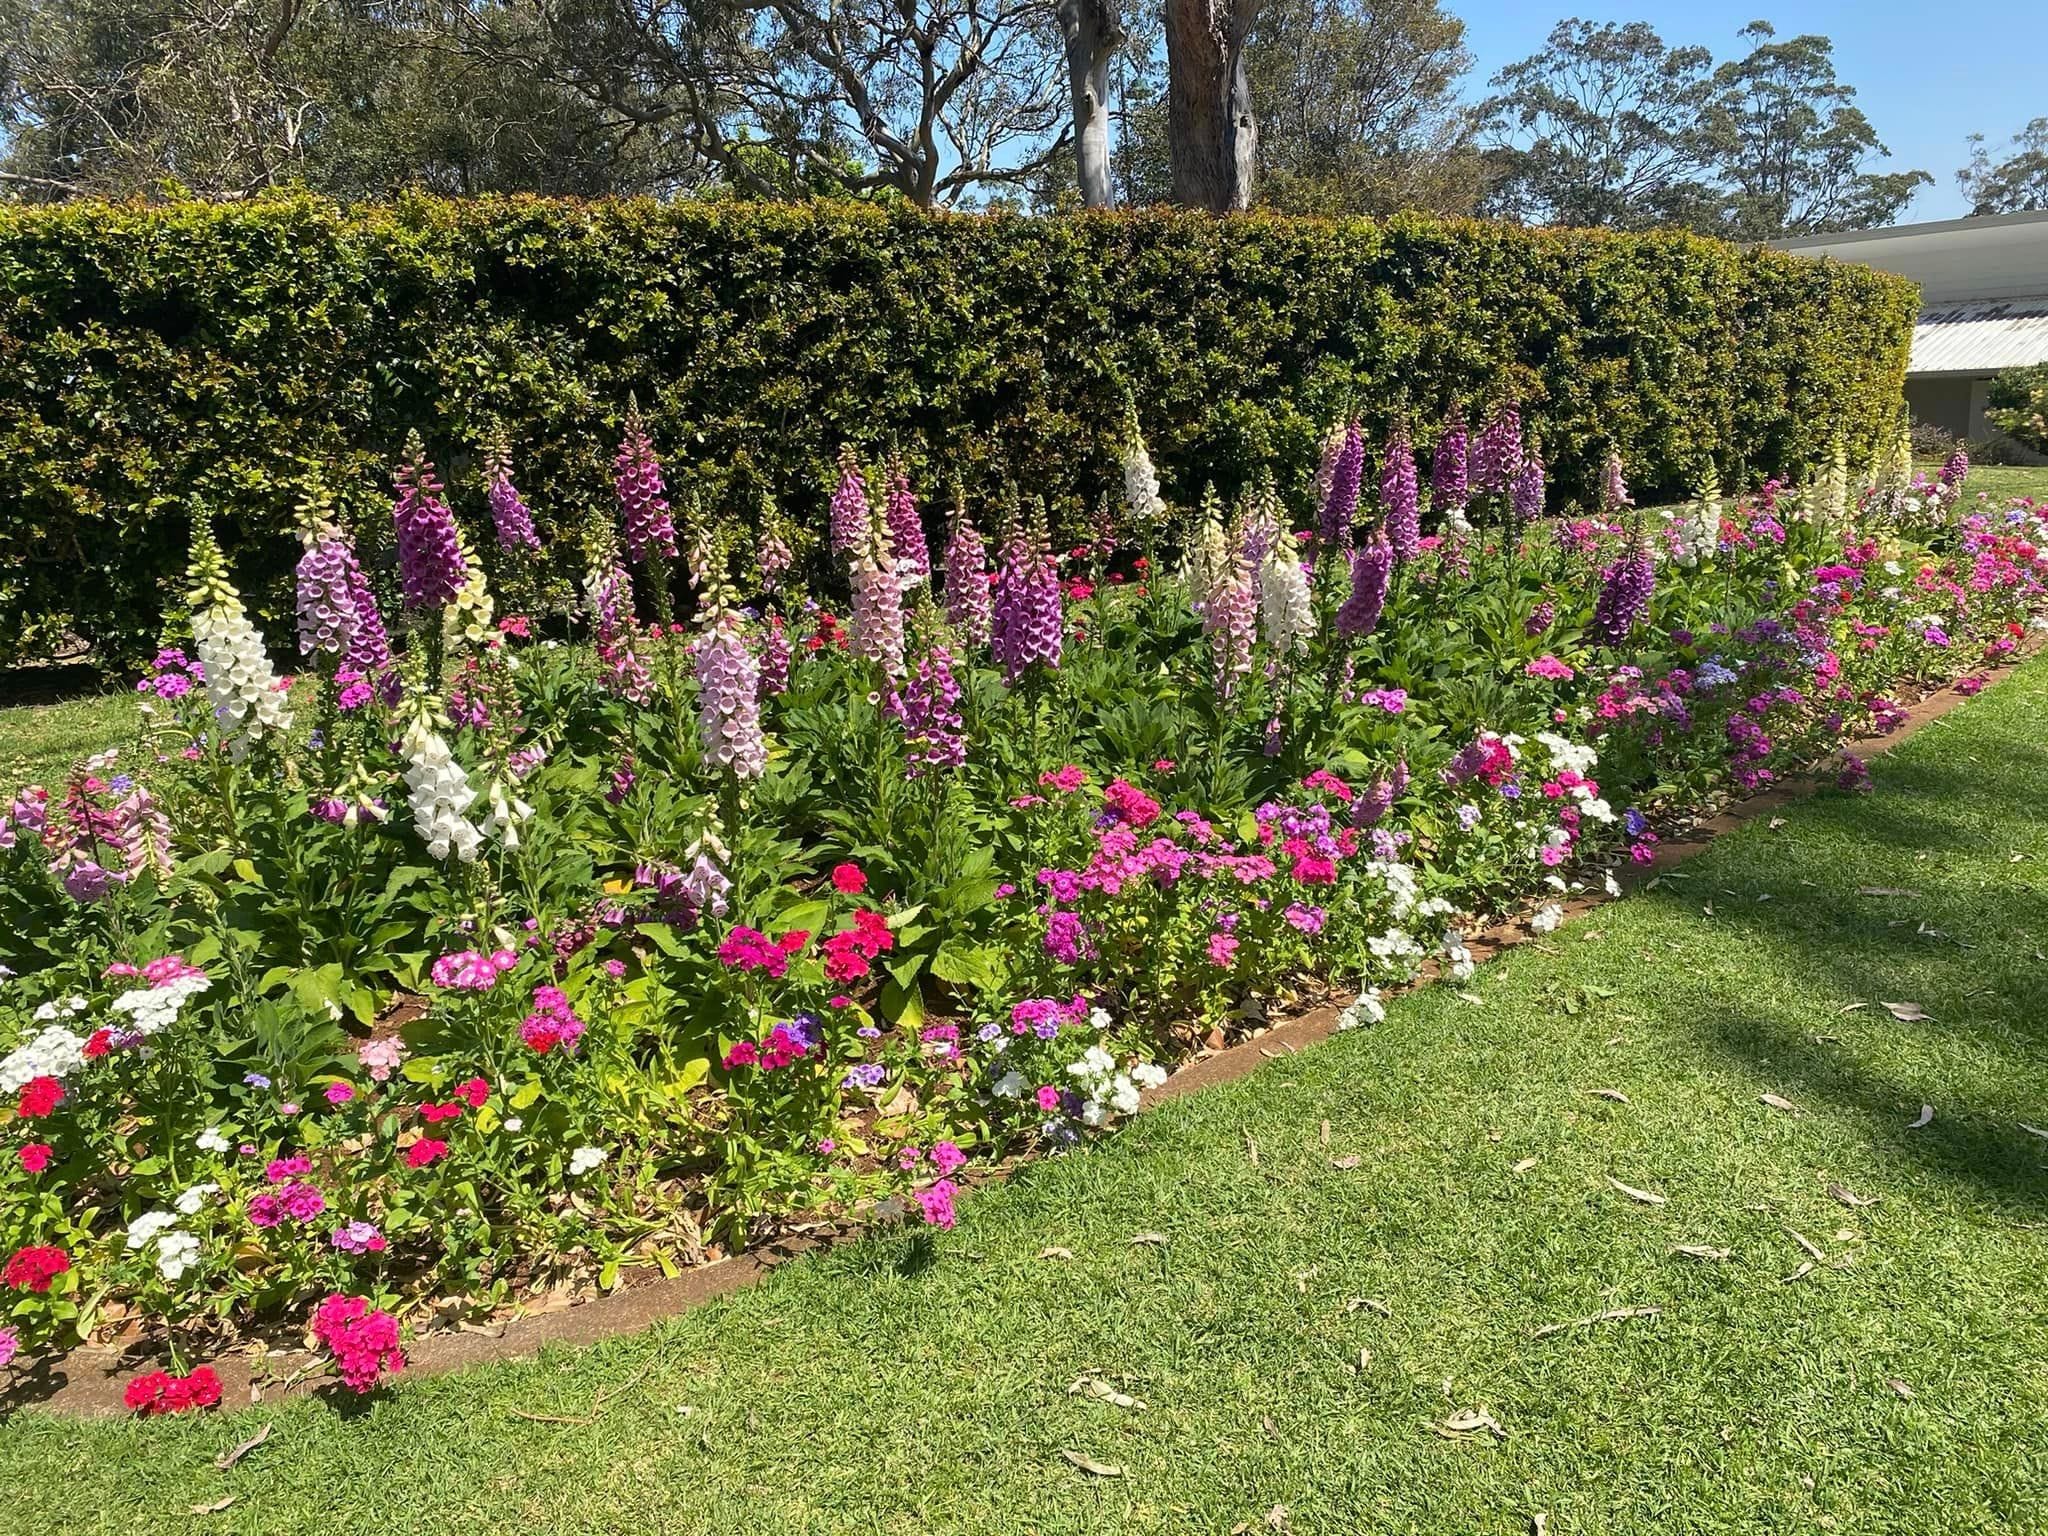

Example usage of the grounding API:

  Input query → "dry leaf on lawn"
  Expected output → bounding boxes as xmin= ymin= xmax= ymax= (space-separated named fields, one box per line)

xmin=189 ymin=1498 xmax=238 ymax=1516
xmin=1828 ymin=1183 xmax=1879 ymax=1209
xmin=1345 ymin=1296 xmax=1392 ymax=1316
xmin=1856 ymin=886 xmax=1922 ymax=898
xmin=1061 ymin=1450 xmax=1124 ymax=1477
xmin=1607 ymin=1176 xmax=1668 ymax=1206
xmin=1068 ymin=1375 xmax=1146 ymax=1411
xmin=1588 ymin=1088 xmax=1631 ymax=1104
xmin=1883 ymin=1001 xmax=1933 ymax=1022
xmin=1511 ymin=1157 xmax=1540 ymax=1174
xmin=1129 ymin=1232 xmax=1169 ymax=1247
xmin=1330 ymin=1154 xmax=1362 ymax=1170
xmin=1908 ymin=1104 xmax=1935 ymax=1129
xmin=2018 ymin=1123 xmax=2048 ymax=1141
xmin=1787 ymin=1229 xmax=1826 ymax=1262
xmin=1760 ymin=1093 xmax=1801 ymax=1114
xmin=1780 ymin=1261 xmax=1815 ymax=1283
xmin=1436 ymin=1407 xmax=1507 ymax=1440
xmin=213 ymin=1421 xmax=272 ymax=1471
xmin=1888 ymin=1378 xmax=1914 ymax=1400
xmin=1672 ymin=1243 xmax=1732 ymax=1262
xmin=1530 ymin=1305 xmax=1662 ymax=1339
xmin=1038 ymin=1246 xmax=1075 ymax=1261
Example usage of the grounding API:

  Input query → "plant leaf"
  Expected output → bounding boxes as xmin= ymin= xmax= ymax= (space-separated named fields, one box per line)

xmin=1061 ymin=1450 xmax=1124 ymax=1477
xmin=1606 ymin=1176 xmax=1668 ymax=1206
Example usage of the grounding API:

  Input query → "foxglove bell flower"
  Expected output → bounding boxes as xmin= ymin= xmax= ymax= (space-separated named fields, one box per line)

xmin=1431 ymin=408 xmax=1468 ymax=520
xmin=1590 ymin=532 xmax=1656 ymax=646
xmin=896 ymin=641 xmax=966 ymax=776
xmin=1602 ymin=448 xmax=1633 ymax=513
xmin=828 ymin=445 xmax=870 ymax=557
xmin=1123 ymin=417 xmax=1166 ymax=529
xmin=942 ymin=501 xmax=992 ymax=649
xmin=1312 ymin=417 xmax=1347 ymax=511
xmin=342 ymin=550 xmax=391 ymax=676
xmin=614 ymin=398 xmax=677 ymax=562
xmin=401 ymin=720 xmax=484 ymax=863
xmin=1510 ymin=436 xmax=1545 ymax=529
xmin=1382 ymin=422 xmax=1422 ymax=562
xmin=850 ymin=518 xmax=907 ymax=680
xmin=1318 ymin=421 xmax=1363 ymax=549
xmin=295 ymin=531 xmax=358 ymax=658
xmin=1204 ymin=545 xmax=1258 ymax=700
xmin=695 ymin=611 xmax=767 ymax=779
xmin=990 ymin=508 xmax=1063 ymax=684
xmin=757 ymin=617 xmax=792 ymax=697
xmin=117 ymin=788 xmax=174 ymax=879
xmin=187 ymin=521 xmax=292 ymax=759
xmin=484 ymin=437 xmax=541 ymax=553
xmin=391 ymin=435 xmax=467 ymax=611
xmin=884 ymin=461 xmax=930 ymax=586
xmin=1472 ymin=402 xmax=1522 ymax=497
xmin=1259 ymin=538 xmax=1315 ymax=655
xmin=1337 ymin=534 xmax=1394 ymax=638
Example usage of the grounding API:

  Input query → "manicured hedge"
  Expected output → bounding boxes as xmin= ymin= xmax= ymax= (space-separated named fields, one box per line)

xmin=0 ymin=195 xmax=1917 ymax=668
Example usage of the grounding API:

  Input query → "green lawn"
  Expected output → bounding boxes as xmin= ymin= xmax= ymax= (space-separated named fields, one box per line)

xmin=0 ymin=688 xmax=140 ymax=787
xmin=1940 ymin=462 xmax=2048 ymax=503
xmin=5 ymin=670 xmax=2048 ymax=1536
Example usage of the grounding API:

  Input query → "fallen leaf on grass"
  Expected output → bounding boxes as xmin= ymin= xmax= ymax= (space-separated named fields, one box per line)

xmin=1330 ymin=1154 xmax=1362 ymax=1170
xmin=1587 ymin=1088 xmax=1631 ymax=1105
xmin=1837 ymin=1002 xmax=1869 ymax=1014
xmin=2018 ymin=1123 xmax=2048 ymax=1142
xmin=1038 ymin=1246 xmax=1075 ymax=1261
xmin=1760 ymin=1093 xmax=1802 ymax=1114
xmin=1781 ymin=1261 xmax=1815 ymax=1284
xmin=1243 ymin=1131 xmax=1260 ymax=1167
xmin=1511 ymin=1157 xmax=1540 ymax=1175
xmin=1908 ymin=1104 xmax=1935 ymax=1130
xmin=1856 ymin=886 xmax=1922 ymax=898
xmin=1436 ymin=1407 xmax=1507 ymax=1440
xmin=213 ymin=1422 xmax=272 ymax=1471
xmin=1888 ymin=1378 xmax=1914 ymax=1400
xmin=1787 ymin=1229 xmax=1826 ymax=1262
xmin=1607 ymin=1176 xmax=1668 ymax=1206
xmin=1454 ymin=991 xmax=1486 ymax=1006
xmin=1129 ymin=1232 xmax=1169 ymax=1248
xmin=1768 ymin=817 xmax=1787 ymax=830
xmin=1061 ymin=1450 xmax=1123 ymax=1478
xmin=1671 ymin=1244 xmax=1732 ymax=1262
xmin=1068 ymin=1375 xmax=1146 ymax=1411
xmin=1532 ymin=1516 xmax=1550 ymax=1536
xmin=1530 ymin=1305 xmax=1662 ymax=1339
xmin=189 ymin=1498 xmax=237 ymax=1516
xmin=1883 ymin=1001 xmax=1933 ymax=1022
xmin=1828 ymin=1183 xmax=1879 ymax=1209
xmin=1345 ymin=1296 xmax=1392 ymax=1316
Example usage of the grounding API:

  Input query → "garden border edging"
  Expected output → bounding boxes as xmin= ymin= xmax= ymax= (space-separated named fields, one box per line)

xmin=5 ymin=650 xmax=2030 ymax=1419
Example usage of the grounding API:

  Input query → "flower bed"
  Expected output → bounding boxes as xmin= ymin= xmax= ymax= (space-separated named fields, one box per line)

xmin=0 ymin=415 xmax=2039 ymax=1405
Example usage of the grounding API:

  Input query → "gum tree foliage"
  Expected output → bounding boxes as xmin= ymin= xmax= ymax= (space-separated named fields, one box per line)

xmin=1959 ymin=117 xmax=2048 ymax=216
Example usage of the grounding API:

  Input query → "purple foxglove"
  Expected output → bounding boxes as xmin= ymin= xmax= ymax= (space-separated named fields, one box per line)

xmin=116 ymin=788 xmax=173 ymax=880
xmin=695 ymin=611 xmax=766 ymax=779
xmin=1312 ymin=418 xmax=1347 ymax=511
xmin=484 ymin=437 xmax=541 ymax=553
xmin=1472 ymin=402 xmax=1523 ymax=497
xmin=1430 ymin=408 xmax=1468 ymax=519
xmin=942 ymin=499 xmax=992 ymax=650
xmin=1525 ymin=599 xmax=1556 ymax=637
xmin=1381 ymin=422 xmax=1422 ymax=562
xmin=828 ymin=446 xmax=870 ymax=558
xmin=1336 ymin=534 xmax=1394 ymax=638
xmin=1589 ymin=533 xmax=1655 ymax=646
xmin=1602 ymin=449 xmax=1633 ymax=513
xmin=614 ymin=398 xmax=677 ymax=562
xmin=1939 ymin=446 xmax=1969 ymax=489
xmin=342 ymin=549 xmax=391 ymax=675
xmin=391 ymin=435 xmax=467 ymax=611
xmin=1510 ymin=436 xmax=1545 ymax=528
xmin=1318 ymin=421 xmax=1364 ymax=550
xmin=989 ymin=508 xmax=1063 ymax=684
xmin=884 ymin=460 xmax=930 ymax=585
xmin=894 ymin=640 xmax=966 ymax=777
xmin=295 ymin=532 xmax=358 ymax=658
xmin=1203 ymin=544 xmax=1257 ymax=700
xmin=757 ymin=618 xmax=792 ymax=697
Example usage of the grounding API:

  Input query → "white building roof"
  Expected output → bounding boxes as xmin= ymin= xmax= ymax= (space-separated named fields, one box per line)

xmin=1911 ymin=295 xmax=2048 ymax=376
xmin=1774 ymin=210 xmax=2048 ymax=376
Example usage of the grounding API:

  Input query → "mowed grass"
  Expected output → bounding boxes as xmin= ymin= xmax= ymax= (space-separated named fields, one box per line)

xmin=0 ymin=688 xmax=139 ymax=787
xmin=4 ymin=666 xmax=2048 ymax=1535
xmin=1949 ymin=463 xmax=2048 ymax=504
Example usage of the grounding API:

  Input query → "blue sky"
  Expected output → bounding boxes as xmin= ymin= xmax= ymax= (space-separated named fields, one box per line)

xmin=1455 ymin=2 xmax=2041 ymax=220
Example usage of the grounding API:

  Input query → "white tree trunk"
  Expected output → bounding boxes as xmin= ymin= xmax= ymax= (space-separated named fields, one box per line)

xmin=1056 ymin=0 xmax=1124 ymax=208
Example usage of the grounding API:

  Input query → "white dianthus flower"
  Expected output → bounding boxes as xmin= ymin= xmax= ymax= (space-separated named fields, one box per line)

xmin=174 ymin=1182 xmax=219 ymax=1216
xmin=0 ymin=1025 xmax=88 ymax=1092
xmin=991 ymin=1070 xmax=1027 ymax=1099
xmin=1338 ymin=988 xmax=1385 ymax=1030
xmin=196 ymin=1126 xmax=232 ymax=1154
xmin=568 ymin=1145 xmax=608 ymax=1176
xmin=1530 ymin=902 xmax=1565 ymax=934
xmin=125 ymin=1209 xmax=180 ymax=1250
xmin=1129 ymin=1062 xmax=1168 ymax=1091
xmin=155 ymin=1231 xmax=200 ymax=1282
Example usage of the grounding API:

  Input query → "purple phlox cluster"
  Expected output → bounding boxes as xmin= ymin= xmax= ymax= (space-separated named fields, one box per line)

xmin=990 ymin=507 xmax=1063 ymax=684
xmin=1318 ymin=420 xmax=1364 ymax=549
xmin=893 ymin=641 xmax=965 ymax=776
xmin=391 ymin=436 xmax=467 ymax=611
xmin=295 ymin=530 xmax=359 ymax=657
xmin=884 ymin=460 xmax=930 ymax=585
xmin=850 ymin=515 xmax=908 ymax=679
xmin=1472 ymin=401 xmax=1523 ymax=497
xmin=942 ymin=501 xmax=992 ymax=649
xmin=1590 ymin=532 xmax=1656 ymax=646
xmin=614 ymin=400 xmax=677 ymax=562
xmin=828 ymin=446 xmax=870 ymax=557
xmin=1381 ymin=421 xmax=1422 ymax=562
xmin=485 ymin=439 xmax=541 ymax=553
xmin=1336 ymin=534 xmax=1394 ymax=638
xmin=1431 ymin=407 xmax=1468 ymax=515
xmin=695 ymin=611 xmax=767 ymax=779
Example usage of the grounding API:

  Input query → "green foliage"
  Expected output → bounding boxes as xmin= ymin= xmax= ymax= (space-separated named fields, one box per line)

xmin=0 ymin=194 xmax=1916 ymax=668
xmin=1987 ymin=362 xmax=2048 ymax=455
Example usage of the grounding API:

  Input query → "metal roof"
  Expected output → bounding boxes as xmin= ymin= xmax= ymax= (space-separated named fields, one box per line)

xmin=1911 ymin=294 xmax=2048 ymax=376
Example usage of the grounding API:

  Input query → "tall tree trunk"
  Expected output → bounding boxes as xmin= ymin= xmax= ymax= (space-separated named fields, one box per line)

xmin=1056 ymin=0 xmax=1124 ymax=208
xmin=1164 ymin=0 xmax=1263 ymax=211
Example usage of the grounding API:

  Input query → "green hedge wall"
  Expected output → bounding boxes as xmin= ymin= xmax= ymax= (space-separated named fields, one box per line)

xmin=0 ymin=194 xmax=1916 ymax=669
